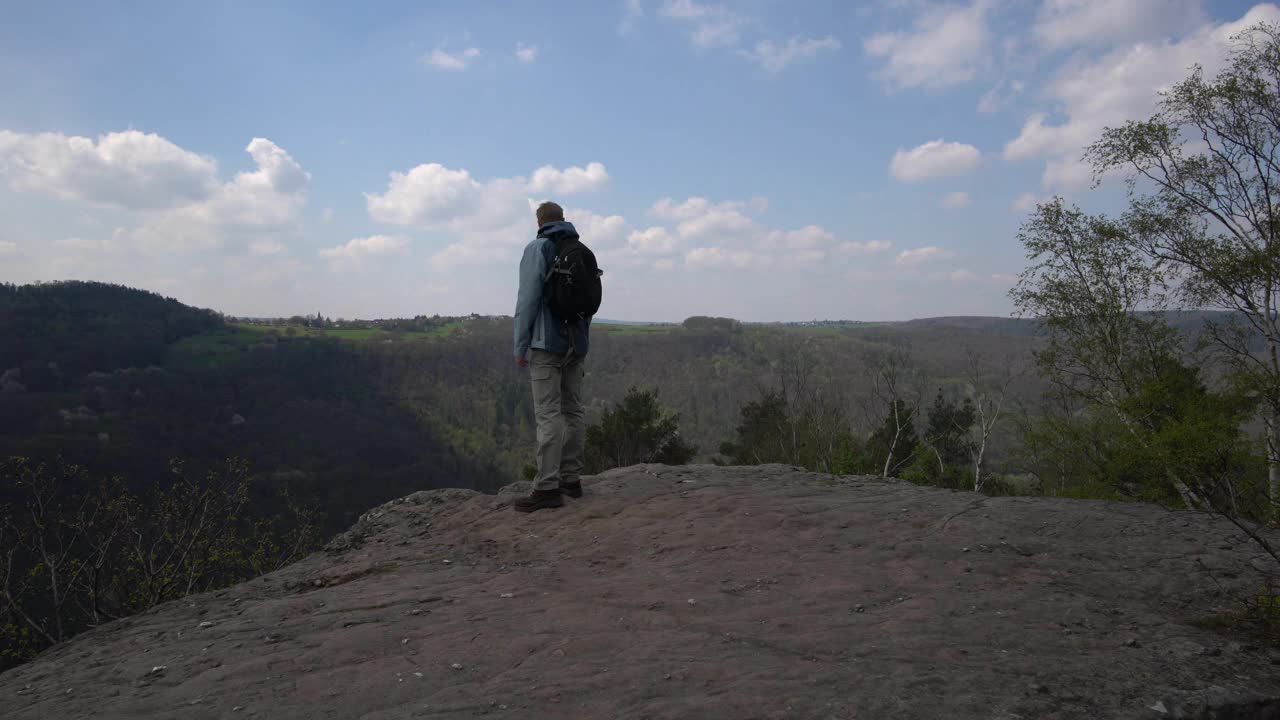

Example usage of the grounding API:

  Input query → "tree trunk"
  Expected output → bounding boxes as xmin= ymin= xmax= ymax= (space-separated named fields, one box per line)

xmin=1268 ymin=413 xmax=1280 ymax=524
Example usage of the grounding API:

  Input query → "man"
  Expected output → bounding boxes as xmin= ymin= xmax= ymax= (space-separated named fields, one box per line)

xmin=512 ymin=201 xmax=596 ymax=513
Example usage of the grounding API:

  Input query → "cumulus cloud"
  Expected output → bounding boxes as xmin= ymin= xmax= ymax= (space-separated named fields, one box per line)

xmin=249 ymin=240 xmax=286 ymax=256
xmin=864 ymin=0 xmax=993 ymax=89
xmin=1005 ymin=4 xmax=1280 ymax=190
xmin=365 ymin=161 xmax=611 ymax=269
xmin=890 ymin=140 xmax=981 ymax=182
xmin=895 ymin=246 xmax=955 ymax=267
xmin=320 ymin=234 xmax=409 ymax=270
xmin=0 ymin=130 xmax=310 ymax=253
xmin=0 ymin=129 xmax=218 ymax=209
xmin=685 ymin=246 xmax=765 ymax=269
xmin=627 ymin=226 xmax=678 ymax=255
xmin=424 ymin=47 xmax=481 ymax=70
xmin=1011 ymin=192 xmax=1038 ymax=213
xmin=515 ymin=43 xmax=539 ymax=64
xmin=1034 ymin=0 xmax=1207 ymax=50
xmin=741 ymin=35 xmax=841 ymax=73
xmin=766 ymin=225 xmax=834 ymax=250
xmin=941 ymin=191 xmax=972 ymax=209
xmin=130 ymin=138 xmax=310 ymax=250
xmin=527 ymin=162 xmax=610 ymax=194
xmin=837 ymin=240 xmax=892 ymax=256
xmin=658 ymin=0 xmax=747 ymax=49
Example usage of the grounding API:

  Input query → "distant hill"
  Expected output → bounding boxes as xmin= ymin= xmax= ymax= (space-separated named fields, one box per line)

xmin=0 ymin=281 xmax=223 ymax=390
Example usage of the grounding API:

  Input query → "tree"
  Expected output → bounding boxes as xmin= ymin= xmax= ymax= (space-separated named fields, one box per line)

xmin=0 ymin=457 xmax=320 ymax=669
xmin=964 ymin=349 xmax=1017 ymax=493
xmin=912 ymin=389 xmax=976 ymax=489
xmin=718 ymin=390 xmax=792 ymax=466
xmin=1011 ymin=199 xmax=1205 ymax=508
xmin=863 ymin=346 xmax=925 ymax=478
xmin=584 ymin=387 xmax=697 ymax=473
xmin=1084 ymin=21 xmax=1280 ymax=517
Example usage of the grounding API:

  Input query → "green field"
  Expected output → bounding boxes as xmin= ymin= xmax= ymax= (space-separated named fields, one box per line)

xmin=595 ymin=323 xmax=677 ymax=336
xmin=167 ymin=321 xmax=467 ymax=368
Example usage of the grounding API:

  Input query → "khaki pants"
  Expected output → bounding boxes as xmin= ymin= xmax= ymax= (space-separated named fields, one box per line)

xmin=529 ymin=349 xmax=586 ymax=491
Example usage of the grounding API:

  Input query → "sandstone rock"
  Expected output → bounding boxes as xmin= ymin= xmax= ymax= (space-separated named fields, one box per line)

xmin=1 ymin=464 xmax=1277 ymax=720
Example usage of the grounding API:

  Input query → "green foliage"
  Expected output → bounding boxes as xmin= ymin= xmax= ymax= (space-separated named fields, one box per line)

xmin=902 ymin=391 xmax=977 ymax=489
xmin=864 ymin=400 xmax=920 ymax=478
xmin=0 ymin=281 xmax=223 ymax=389
xmin=584 ymin=387 xmax=697 ymax=473
xmin=719 ymin=391 xmax=792 ymax=466
xmin=1082 ymin=21 xmax=1280 ymax=515
xmin=718 ymin=387 xmax=863 ymax=475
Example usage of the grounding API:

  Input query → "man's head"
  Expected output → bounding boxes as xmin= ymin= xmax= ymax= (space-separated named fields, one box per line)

xmin=536 ymin=201 xmax=564 ymax=227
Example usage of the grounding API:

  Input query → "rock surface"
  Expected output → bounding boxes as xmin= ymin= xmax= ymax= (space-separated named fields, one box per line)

xmin=2 ymin=464 xmax=1278 ymax=719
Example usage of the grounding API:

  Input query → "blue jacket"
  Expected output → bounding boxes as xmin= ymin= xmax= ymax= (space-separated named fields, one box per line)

xmin=513 ymin=220 xmax=591 ymax=358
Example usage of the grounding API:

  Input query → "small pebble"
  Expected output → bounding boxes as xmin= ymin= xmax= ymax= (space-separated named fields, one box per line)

xmin=451 ymin=663 xmax=464 ymax=670
xmin=198 ymin=621 xmax=214 ymax=629
xmin=442 ymin=559 xmax=453 ymax=565
xmin=401 ymin=638 xmax=409 ymax=645
xmin=687 ymin=598 xmax=697 ymax=606
xmin=500 ymin=593 xmax=515 ymax=599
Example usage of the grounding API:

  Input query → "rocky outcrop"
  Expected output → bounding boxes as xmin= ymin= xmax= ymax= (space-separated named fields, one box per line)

xmin=1 ymin=464 xmax=1278 ymax=719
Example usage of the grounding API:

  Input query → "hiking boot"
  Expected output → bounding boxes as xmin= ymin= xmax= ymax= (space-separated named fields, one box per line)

xmin=514 ymin=488 xmax=564 ymax=513
xmin=559 ymin=478 xmax=583 ymax=499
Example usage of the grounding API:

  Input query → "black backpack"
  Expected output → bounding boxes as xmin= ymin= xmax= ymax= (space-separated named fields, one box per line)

xmin=541 ymin=227 xmax=603 ymax=324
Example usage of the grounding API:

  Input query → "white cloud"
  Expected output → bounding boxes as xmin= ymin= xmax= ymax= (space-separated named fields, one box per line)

xmin=0 ymin=131 xmax=310 ymax=254
xmin=366 ymin=163 xmax=486 ymax=226
xmin=685 ymin=246 xmax=764 ymax=269
xmin=837 ymin=240 xmax=892 ymax=256
xmin=527 ymin=162 xmax=610 ymax=194
xmin=569 ymin=208 xmax=631 ymax=246
xmin=424 ymin=47 xmax=481 ymax=71
xmin=320 ymin=234 xmax=409 ymax=270
xmin=365 ymin=161 xmax=612 ymax=269
xmin=890 ymin=139 xmax=981 ymax=182
xmin=515 ymin=43 xmax=539 ymax=64
xmin=1005 ymin=4 xmax=1280 ymax=191
xmin=941 ymin=191 xmax=972 ymax=209
xmin=864 ymin=0 xmax=993 ymax=89
xmin=627 ymin=226 xmax=678 ymax=255
xmin=0 ymin=240 xmax=17 ymax=257
xmin=130 ymin=138 xmax=310 ymax=250
xmin=977 ymin=79 xmax=1024 ymax=113
xmin=659 ymin=0 xmax=747 ymax=49
xmin=320 ymin=207 xmax=334 ymax=222
xmin=766 ymin=225 xmax=834 ymax=250
xmin=0 ymin=129 xmax=218 ymax=210
xmin=249 ymin=240 xmax=286 ymax=256
xmin=895 ymin=246 xmax=955 ymax=267
xmin=1034 ymin=0 xmax=1206 ymax=50
xmin=1011 ymin=192 xmax=1038 ymax=212
xmin=741 ymin=35 xmax=841 ymax=73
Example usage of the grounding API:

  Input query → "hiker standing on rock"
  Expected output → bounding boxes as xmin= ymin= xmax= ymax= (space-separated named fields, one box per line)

xmin=512 ymin=201 xmax=603 ymax=513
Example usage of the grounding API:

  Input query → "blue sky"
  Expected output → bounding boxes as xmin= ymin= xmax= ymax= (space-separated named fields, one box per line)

xmin=0 ymin=0 xmax=1272 ymax=321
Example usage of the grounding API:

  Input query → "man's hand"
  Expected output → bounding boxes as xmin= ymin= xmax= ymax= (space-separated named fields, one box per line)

xmin=515 ymin=355 xmax=528 ymax=368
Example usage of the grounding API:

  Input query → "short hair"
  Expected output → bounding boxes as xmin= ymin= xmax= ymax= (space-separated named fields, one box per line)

xmin=536 ymin=201 xmax=564 ymax=225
